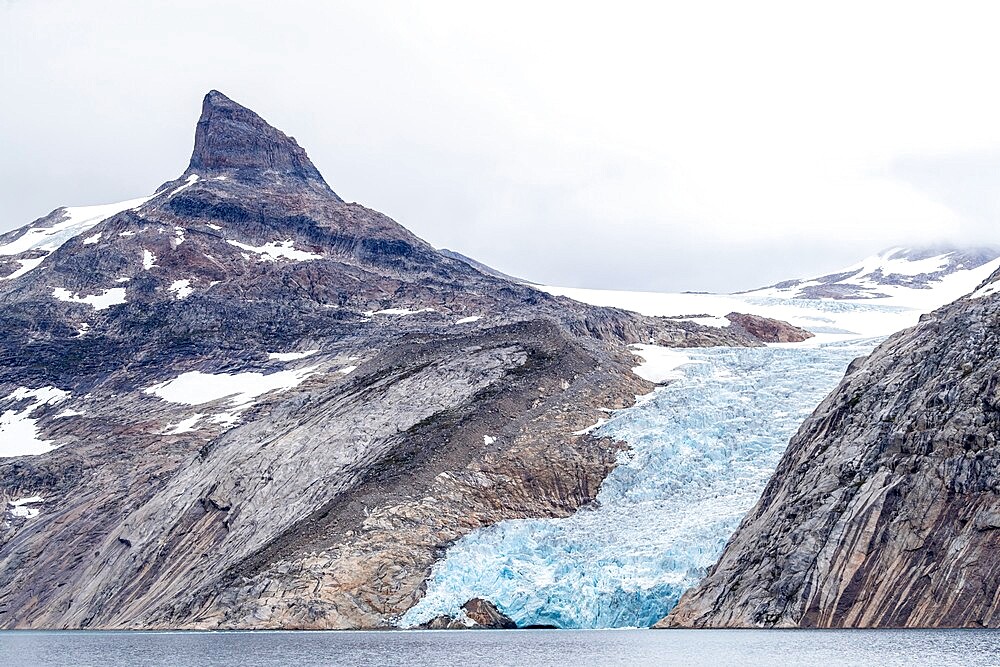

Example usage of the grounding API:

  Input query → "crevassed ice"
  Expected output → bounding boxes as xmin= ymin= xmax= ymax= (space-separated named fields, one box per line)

xmin=402 ymin=338 xmax=880 ymax=629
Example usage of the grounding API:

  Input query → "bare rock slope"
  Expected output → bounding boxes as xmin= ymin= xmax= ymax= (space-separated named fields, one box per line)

xmin=0 ymin=91 xmax=774 ymax=629
xmin=662 ymin=269 xmax=1000 ymax=628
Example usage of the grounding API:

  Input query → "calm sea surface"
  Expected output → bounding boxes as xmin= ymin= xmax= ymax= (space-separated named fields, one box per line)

xmin=1 ymin=629 xmax=998 ymax=666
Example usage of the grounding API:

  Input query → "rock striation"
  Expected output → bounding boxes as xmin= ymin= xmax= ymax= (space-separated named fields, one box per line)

xmin=661 ymin=270 xmax=1000 ymax=628
xmin=0 ymin=91 xmax=778 ymax=630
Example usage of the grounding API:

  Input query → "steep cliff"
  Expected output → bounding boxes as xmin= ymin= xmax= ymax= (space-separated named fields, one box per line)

xmin=0 ymin=91 xmax=771 ymax=629
xmin=662 ymin=269 xmax=1000 ymax=628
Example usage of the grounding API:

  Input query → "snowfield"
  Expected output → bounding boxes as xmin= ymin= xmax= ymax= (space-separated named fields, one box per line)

xmin=0 ymin=387 xmax=69 ymax=458
xmin=52 ymin=287 xmax=127 ymax=310
xmin=0 ymin=195 xmax=153 ymax=281
xmin=227 ymin=239 xmax=323 ymax=261
xmin=143 ymin=367 xmax=319 ymax=408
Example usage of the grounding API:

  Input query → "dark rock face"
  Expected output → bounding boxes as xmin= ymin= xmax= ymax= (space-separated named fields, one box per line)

xmin=187 ymin=90 xmax=334 ymax=192
xmin=662 ymin=271 xmax=1000 ymax=628
xmin=419 ymin=598 xmax=517 ymax=629
xmin=0 ymin=91 xmax=759 ymax=630
xmin=726 ymin=312 xmax=813 ymax=343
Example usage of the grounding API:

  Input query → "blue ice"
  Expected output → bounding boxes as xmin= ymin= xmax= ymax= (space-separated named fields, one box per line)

xmin=402 ymin=338 xmax=880 ymax=629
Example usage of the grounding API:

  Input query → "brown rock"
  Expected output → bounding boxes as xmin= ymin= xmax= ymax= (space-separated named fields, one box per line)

xmin=726 ymin=312 xmax=813 ymax=343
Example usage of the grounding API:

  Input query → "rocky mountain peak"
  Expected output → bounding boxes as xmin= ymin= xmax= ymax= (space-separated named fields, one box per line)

xmin=187 ymin=90 xmax=337 ymax=196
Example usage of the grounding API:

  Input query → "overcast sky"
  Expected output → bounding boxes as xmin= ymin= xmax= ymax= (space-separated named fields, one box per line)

xmin=2 ymin=1 xmax=999 ymax=292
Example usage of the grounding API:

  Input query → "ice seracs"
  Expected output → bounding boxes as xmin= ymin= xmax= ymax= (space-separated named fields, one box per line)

xmin=403 ymin=338 xmax=880 ymax=629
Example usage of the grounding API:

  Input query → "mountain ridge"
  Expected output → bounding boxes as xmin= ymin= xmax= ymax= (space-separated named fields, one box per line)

xmin=0 ymin=90 xmax=767 ymax=630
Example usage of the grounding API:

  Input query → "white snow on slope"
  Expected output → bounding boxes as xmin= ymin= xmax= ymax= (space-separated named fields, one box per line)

xmin=164 ymin=414 xmax=203 ymax=435
xmin=455 ymin=316 xmax=482 ymax=324
xmin=168 ymin=174 xmax=199 ymax=197
xmin=629 ymin=345 xmax=701 ymax=383
xmin=227 ymin=239 xmax=322 ymax=261
xmin=0 ymin=387 xmax=69 ymax=458
xmin=142 ymin=249 xmax=156 ymax=270
xmin=745 ymin=249 xmax=1000 ymax=304
xmin=168 ymin=279 xmax=193 ymax=299
xmin=2 ymin=256 xmax=47 ymax=282
xmin=0 ymin=196 xmax=152 ymax=258
xmin=144 ymin=367 xmax=318 ymax=407
xmin=8 ymin=495 xmax=44 ymax=519
xmin=82 ymin=232 xmax=102 ymax=245
xmin=52 ymin=287 xmax=127 ymax=311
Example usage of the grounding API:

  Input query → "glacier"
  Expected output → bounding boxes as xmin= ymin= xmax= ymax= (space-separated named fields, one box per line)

xmin=402 ymin=337 xmax=881 ymax=629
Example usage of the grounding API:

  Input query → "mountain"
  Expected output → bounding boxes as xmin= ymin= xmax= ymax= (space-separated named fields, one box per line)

xmin=540 ymin=246 xmax=1000 ymax=342
xmin=437 ymin=249 xmax=532 ymax=284
xmin=0 ymin=91 xmax=775 ymax=630
xmin=744 ymin=246 xmax=1000 ymax=301
xmin=661 ymin=263 xmax=1000 ymax=628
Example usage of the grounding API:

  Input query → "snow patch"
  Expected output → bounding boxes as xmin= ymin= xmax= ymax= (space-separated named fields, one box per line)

xmin=455 ymin=316 xmax=482 ymax=324
xmin=338 ymin=365 xmax=358 ymax=375
xmin=483 ymin=435 xmax=497 ymax=445
xmin=227 ymin=239 xmax=322 ymax=262
xmin=629 ymin=345 xmax=700 ymax=383
xmin=164 ymin=414 xmax=203 ymax=435
xmin=52 ymin=287 xmax=127 ymax=311
xmin=82 ymin=232 xmax=102 ymax=245
xmin=0 ymin=387 xmax=69 ymax=457
xmin=168 ymin=174 xmax=199 ymax=197
xmin=144 ymin=367 xmax=318 ymax=408
xmin=142 ymin=249 xmax=156 ymax=270
xmin=1 ymin=256 xmax=47 ymax=282
xmin=971 ymin=281 xmax=1000 ymax=300
xmin=168 ymin=279 xmax=193 ymax=299
xmin=55 ymin=408 xmax=84 ymax=418
xmin=573 ymin=418 xmax=609 ymax=436
xmin=9 ymin=495 xmax=44 ymax=519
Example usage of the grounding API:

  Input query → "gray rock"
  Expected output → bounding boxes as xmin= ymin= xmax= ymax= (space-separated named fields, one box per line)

xmin=662 ymin=268 xmax=1000 ymax=628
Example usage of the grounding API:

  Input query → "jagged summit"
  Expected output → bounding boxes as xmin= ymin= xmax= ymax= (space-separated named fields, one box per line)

xmin=187 ymin=90 xmax=337 ymax=196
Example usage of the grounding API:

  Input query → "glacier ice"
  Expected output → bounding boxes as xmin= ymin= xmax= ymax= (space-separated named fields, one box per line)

xmin=402 ymin=338 xmax=880 ymax=629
